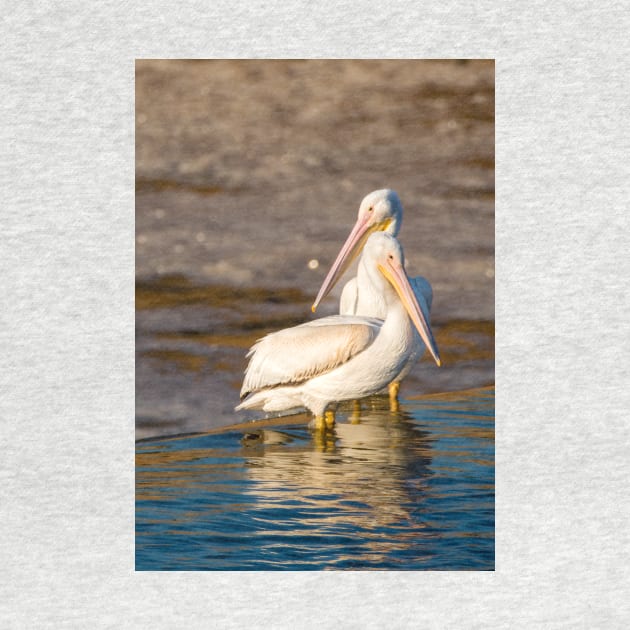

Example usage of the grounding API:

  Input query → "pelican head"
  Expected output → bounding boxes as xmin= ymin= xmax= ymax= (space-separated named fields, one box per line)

xmin=365 ymin=233 xmax=441 ymax=367
xmin=312 ymin=189 xmax=404 ymax=312
xmin=359 ymin=189 xmax=403 ymax=236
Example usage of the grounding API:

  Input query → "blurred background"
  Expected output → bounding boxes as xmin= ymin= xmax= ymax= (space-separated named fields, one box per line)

xmin=136 ymin=59 xmax=494 ymax=439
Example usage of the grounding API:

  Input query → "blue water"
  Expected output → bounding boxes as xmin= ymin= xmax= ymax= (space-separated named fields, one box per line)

xmin=136 ymin=387 xmax=494 ymax=570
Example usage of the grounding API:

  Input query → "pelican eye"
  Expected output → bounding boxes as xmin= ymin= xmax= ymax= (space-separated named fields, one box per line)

xmin=388 ymin=254 xmax=394 ymax=260
xmin=368 ymin=206 xmax=373 ymax=212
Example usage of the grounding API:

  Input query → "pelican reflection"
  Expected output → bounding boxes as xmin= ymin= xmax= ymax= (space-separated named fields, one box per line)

xmin=240 ymin=401 xmax=434 ymax=546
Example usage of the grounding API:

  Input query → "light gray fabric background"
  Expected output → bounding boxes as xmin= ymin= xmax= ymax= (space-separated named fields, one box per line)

xmin=2 ymin=1 xmax=629 ymax=628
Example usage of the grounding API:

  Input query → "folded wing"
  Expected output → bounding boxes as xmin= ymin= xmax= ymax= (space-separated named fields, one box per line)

xmin=240 ymin=315 xmax=382 ymax=397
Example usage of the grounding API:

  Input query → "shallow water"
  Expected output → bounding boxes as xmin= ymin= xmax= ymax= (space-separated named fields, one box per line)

xmin=136 ymin=387 xmax=494 ymax=570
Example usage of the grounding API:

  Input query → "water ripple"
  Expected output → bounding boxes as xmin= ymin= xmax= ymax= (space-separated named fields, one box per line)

xmin=136 ymin=387 xmax=494 ymax=570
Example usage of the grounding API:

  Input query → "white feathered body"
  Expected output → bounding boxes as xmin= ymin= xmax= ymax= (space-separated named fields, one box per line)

xmin=236 ymin=302 xmax=417 ymax=418
xmin=340 ymin=267 xmax=433 ymax=387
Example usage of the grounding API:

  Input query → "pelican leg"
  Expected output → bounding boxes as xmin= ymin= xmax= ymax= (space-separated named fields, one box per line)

xmin=388 ymin=382 xmax=400 ymax=412
xmin=311 ymin=415 xmax=327 ymax=431
xmin=324 ymin=410 xmax=336 ymax=429
xmin=350 ymin=400 xmax=361 ymax=424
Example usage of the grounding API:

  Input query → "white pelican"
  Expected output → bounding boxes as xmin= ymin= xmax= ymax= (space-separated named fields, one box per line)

xmin=311 ymin=189 xmax=435 ymax=407
xmin=236 ymin=233 xmax=440 ymax=429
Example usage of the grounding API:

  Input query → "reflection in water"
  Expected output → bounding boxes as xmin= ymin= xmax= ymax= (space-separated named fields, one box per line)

xmin=136 ymin=389 xmax=494 ymax=570
xmin=241 ymin=406 xmax=433 ymax=548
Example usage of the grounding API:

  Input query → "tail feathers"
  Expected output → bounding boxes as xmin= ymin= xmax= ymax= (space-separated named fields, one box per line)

xmin=235 ymin=388 xmax=304 ymax=414
xmin=235 ymin=394 xmax=260 ymax=411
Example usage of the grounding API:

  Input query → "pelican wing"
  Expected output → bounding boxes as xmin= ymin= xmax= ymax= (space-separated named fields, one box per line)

xmin=240 ymin=315 xmax=382 ymax=397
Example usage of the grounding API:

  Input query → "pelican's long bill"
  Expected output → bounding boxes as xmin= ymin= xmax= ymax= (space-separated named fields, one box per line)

xmin=378 ymin=258 xmax=441 ymax=367
xmin=312 ymin=214 xmax=391 ymax=312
